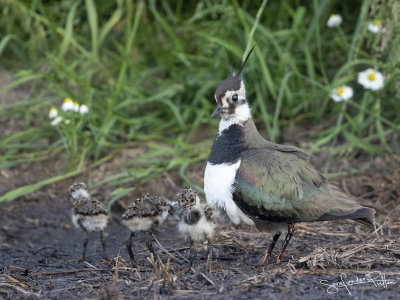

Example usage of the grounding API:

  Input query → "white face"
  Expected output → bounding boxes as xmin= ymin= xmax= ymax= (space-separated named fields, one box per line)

xmin=214 ymin=80 xmax=247 ymax=119
xmin=70 ymin=189 xmax=90 ymax=202
xmin=214 ymin=80 xmax=251 ymax=134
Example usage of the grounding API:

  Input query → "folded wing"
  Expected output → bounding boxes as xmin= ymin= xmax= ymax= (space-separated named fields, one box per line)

xmin=233 ymin=148 xmax=374 ymax=225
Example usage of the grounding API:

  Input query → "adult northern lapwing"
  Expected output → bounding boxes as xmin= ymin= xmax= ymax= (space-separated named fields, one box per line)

xmin=204 ymin=47 xmax=375 ymax=265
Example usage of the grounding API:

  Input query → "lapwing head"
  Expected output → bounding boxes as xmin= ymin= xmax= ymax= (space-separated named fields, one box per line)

xmin=176 ymin=187 xmax=199 ymax=209
xmin=210 ymin=46 xmax=255 ymax=119
xmin=68 ymin=182 xmax=89 ymax=202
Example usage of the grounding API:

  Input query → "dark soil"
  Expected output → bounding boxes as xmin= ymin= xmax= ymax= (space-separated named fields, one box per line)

xmin=1 ymin=69 xmax=400 ymax=299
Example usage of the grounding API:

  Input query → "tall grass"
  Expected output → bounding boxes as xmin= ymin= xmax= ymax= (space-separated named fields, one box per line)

xmin=0 ymin=0 xmax=399 ymax=202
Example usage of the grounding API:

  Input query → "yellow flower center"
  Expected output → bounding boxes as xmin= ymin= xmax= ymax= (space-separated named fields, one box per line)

xmin=337 ymin=87 xmax=344 ymax=95
xmin=373 ymin=20 xmax=381 ymax=26
xmin=50 ymin=107 xmax=56 ymax=111
xmin=64 ymin=97 xmax=72 ymax=103
xmin=330 ymin=14 xmax=336 ymax=18
xmin=368 ymin=72 xmax=376 ymax=81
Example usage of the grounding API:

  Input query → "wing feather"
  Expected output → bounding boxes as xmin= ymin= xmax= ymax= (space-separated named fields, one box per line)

xmin=234 ymin=148 xmax=372 ymax=223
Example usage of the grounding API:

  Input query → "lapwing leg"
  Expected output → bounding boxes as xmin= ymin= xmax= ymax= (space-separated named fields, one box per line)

xmin=206 ymin=240 xmax=213 ymax=271
xmin=188 ymin=239 xmax=197 ymax=268
xmin=99 ymin=230 xmax=108 ymax=260
xmin=257 ymin=232 xmax=281 ymax=267
xmin=77 ymin=219 xmax=89 ymax=262
xmin=126 ymin=232 xmax=138 ymax=267
xmin=146 ymin=233 xmax=154 ymax=255
xmin=80 ymin=232 xmax=89 ymax=262
xmin=207 ymin=241 xmax=213 ymax=261
xmin=146 ymin=232 xmax=161 ymax=263
xmin=275 ymin=223 xmax=295 ymax=265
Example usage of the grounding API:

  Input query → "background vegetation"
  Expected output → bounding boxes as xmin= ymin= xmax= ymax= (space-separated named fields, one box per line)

xmin=0 ymin=0 xmax=399 ymax=203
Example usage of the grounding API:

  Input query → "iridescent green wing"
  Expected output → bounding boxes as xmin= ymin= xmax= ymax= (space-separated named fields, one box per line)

xmin=234 ymin=148 xmax=361 ymax=222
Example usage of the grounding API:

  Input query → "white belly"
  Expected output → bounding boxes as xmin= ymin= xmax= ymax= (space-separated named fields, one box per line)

xmin=178 ymin=216 xmax=215 ymax=243
xmin=122 ymin=210 xmax=168 ymax=233
xmin=204 ymin=160 xmax=254 ymax=226
xmin=72 ymin=214 xmax=108 ymax=232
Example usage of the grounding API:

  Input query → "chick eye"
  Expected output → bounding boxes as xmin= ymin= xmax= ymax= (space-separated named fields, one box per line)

xmin=232 ymin=94 xmax=238 ymax=102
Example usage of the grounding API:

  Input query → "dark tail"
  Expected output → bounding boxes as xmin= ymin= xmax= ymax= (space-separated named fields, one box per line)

xmin=316 ymin=207 xmax=375 ymax=227
xmin=354 ymin=207 xmax=375 ymax=227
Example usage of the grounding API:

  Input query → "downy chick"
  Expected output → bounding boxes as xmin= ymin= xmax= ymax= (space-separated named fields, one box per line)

xmin=176 ymin=187 xmax=216 ymax=262
xmin=68 ymin=182 xmax=108 ymax=261
xmin=121 ymin=194 xmax=173 ymax=267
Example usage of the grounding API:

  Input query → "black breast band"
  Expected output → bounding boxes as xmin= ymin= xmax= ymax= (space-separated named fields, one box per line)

xmin=208 ymin=124 xmax=244 ymax=164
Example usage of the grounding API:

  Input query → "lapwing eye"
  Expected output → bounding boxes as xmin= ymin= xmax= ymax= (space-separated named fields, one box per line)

xmin=232 ymin=94 xmax=238 ymax=102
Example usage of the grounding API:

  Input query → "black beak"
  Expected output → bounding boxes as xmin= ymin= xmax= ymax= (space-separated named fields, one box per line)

xmin=210 ymin=105 xmax=222 ymax=118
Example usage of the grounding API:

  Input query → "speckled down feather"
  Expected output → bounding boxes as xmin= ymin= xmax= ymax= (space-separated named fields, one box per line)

xmin=122 ymin=194 xmax=169 ymax=220
xmin=121 ymin=194 xmax=171 ymax=233
xmin=177 ymin=187 xmax=217 ymax=243
xmin=73 ymin=197 xmax=108 ymax=216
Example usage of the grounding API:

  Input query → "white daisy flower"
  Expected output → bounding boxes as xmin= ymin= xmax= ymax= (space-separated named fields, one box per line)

xmin=51 ymin=116 xmax=63 ymax=126
xmin=72 ymin=101 xmax=80 ymax=112
xmin=357 ymin=68 xmax=384 ymax=91
xmin=331 ymin=86 xmax=353 ymax=102
xmin=48 ymin=107 xmax=58 ymax=119
xmin=61 ymin=98 xmax=74 ymax=111
xmin=368 ymin=20 xmax=382 ymax=34
xmin=79 ymin=104 xmax=89 ymax=115
xmin=327 ymin=14 xmax=342 ymax=28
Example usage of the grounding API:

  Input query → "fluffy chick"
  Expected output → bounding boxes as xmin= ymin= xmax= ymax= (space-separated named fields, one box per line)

xmin=121 ymin=194 xmax=173 ymax=267
xmin=176 ymin=187 xmax=216 ymax=262
xmin=68 ymin=182 xmax=108 ymax=261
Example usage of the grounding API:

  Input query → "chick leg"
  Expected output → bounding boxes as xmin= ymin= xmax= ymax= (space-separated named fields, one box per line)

xmin=275 ymin=224 xmax=295 ymax=265
xmin=188 ymin=239 xmax=197 ymax=268
xmin=206 ymin=240 xmax=214 ymax=272
xmin=146 ymin=233 xmax=155 ymax=255
xmin=146 ymin=232 xmax=162 ymax=264
xmin=77 ymin=219 xmax=89 ymax=262
xmin=257 ymin=232 xmax=281 ymax=267
xmin=80 ymin=232 xmax=89 ymax=262
xmin=126 ymin=232 xmax=138 ymax=267
xmin=99 ymin=230 xmax=108 ymax=260
xmin=207 ymin=241 xmax=213 ymax=261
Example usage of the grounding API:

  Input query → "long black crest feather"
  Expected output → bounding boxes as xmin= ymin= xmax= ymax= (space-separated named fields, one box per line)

xmin=238 ymin=45 xmax=255 ymax=76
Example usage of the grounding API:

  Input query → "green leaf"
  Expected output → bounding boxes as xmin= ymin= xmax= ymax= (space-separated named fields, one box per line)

xmin=342 ymin=130 xmax=382 ymax=154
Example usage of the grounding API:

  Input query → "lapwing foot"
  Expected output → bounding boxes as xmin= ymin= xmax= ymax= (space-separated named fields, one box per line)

xmin=274 ymin=224 xmax=295 ymax=265
xmin=257 ymin=232 xmax=281 ymax=267
xmin=146 ymin=242 xmax=158 ymax=262
xmin=130 ymin=259 xmax=139 ymax=269
xmin=256 ymin=254 xmax=272 ymax=267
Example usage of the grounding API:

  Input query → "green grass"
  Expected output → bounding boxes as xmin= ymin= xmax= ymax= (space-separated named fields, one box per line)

xmin=0 ymin=0 xmax=399 ymax=202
